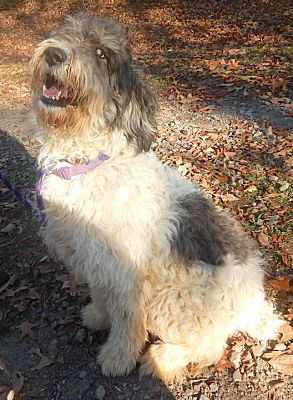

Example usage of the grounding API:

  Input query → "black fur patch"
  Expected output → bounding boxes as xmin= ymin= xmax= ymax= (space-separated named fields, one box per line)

xmin=171 ymin=192 xmax=255 ymax=266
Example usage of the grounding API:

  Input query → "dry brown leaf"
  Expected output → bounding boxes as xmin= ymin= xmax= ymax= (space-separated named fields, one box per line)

xmin=272 ymin=78 xmax=287 ymax=91
xmin=273 ymin=149 xmax=288 ymax=157
xmin=278 ymin=323 xmax=293 ymax=342
xmin=239 ymin=75 xmax=254 ymax=81
xmin=31 ymin=348 xmax=55 ymax=370
xmin=279 ymin=182 xmax=289 ymax=192
xmin=212 ymin=349 xmax=232 ymax=372
xmin=246 ymin=185 xmax=258 ymax=193
xmin=268 ymin=353 xmax=293 ymax=375
xmin=286 ymin=156 xmax=293 ymax=166
xmin=266 ymin=193 xmax=282 ymax=198
xmin=56 ymin=354 xmax=64 ymax=365
xmin=19 ymin=390 xmax=45 ymax=399
xmin=227 ymin=59 xmax=239 ymax=69
xmin=198 ymin=105 xmax=211 ymax=112
xmin=271 ymin=233 xmax=281 ymax=243
xmin=217 ymin=175 xmax=228 ymax=182
xmin=258 ymin=231 xmax=270 ymax=247
xmin=1 ymin=223 xmax=16 ymax=233
xmin=262 ymin=351 xmax=287 ymax=360
xmin=273 ymin=128 xmax=288 ymax=137
xmin=31 ymin=348 xmax=63 ymax=371
xmin=175 ymin=155 xmax=183 ymax=165
xmin=26 ymin=288 xmax=40 ymax=300
xmin=266 ymin=277 xmax=293 ymax=292
xmin=268 ymin=379 xmax=285 ymax=390
xmin=12 ymin=371 xmax=24 ymax=393
xmin=242 ymin=349 xmax=253 ymax=362
xmin=208 ymin=60 xmax=218 ymax=71
xmin=286 ymin=310 xmax=293 ymax=321
xmin=224 ymin=151 xmax=237 ymax=158
xmin=17 ymin=321 xmax=37 ymax=339
xmin=231 ymin=339 xmax=245 ymax=352
xmin=221 ymin=194 xmax=239 ymax=202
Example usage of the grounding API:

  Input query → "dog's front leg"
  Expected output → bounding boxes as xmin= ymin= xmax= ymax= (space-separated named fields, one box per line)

xmin=97 ymin=270 xmax=147 ymax=376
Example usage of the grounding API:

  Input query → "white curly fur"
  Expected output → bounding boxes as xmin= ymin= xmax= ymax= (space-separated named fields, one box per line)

xmin=32 ymin=14 xmax=281 ymax=382
xmin=37 ymin=136 xmax=280 ymax=380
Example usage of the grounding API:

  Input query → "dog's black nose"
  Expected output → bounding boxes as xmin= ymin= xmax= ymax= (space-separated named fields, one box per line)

xmin=44 ymin=47 xmax=67 ymax=66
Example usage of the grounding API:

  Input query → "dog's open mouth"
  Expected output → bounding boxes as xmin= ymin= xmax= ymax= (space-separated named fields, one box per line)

xmin=41 ymin=74 xmax=70 ymax=108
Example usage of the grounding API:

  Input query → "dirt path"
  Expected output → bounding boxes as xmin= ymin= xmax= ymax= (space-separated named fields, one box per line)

xmin=1 ymin=1 xmax=292 ymax=399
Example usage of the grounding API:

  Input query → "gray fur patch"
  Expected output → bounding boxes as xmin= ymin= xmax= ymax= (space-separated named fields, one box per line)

xmin=171 ymin=192 xmax=256 ymax=266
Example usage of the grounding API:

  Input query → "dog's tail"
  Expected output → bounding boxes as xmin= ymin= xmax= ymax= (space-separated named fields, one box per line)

xmin=139 ymin=342 xmax=195 ymax=382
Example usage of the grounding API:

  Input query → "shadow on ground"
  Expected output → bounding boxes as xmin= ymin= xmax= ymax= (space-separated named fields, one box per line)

xmin=0 ymin=129 xmax=176 ymax=399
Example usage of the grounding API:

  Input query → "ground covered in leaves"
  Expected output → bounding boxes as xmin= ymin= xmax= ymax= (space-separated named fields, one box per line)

xmin=0 ymin=1 xmax=292 ymax=399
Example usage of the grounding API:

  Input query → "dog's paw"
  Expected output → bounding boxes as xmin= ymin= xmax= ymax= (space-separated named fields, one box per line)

xmin=97 ymin=342 xmax=137 ymax=377
xmin=82 ymin=303 xmax=110 ymax=331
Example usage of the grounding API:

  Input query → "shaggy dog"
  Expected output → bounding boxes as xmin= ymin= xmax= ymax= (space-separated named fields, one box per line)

xmin=31 ymin=14 xmax=279 ymax=381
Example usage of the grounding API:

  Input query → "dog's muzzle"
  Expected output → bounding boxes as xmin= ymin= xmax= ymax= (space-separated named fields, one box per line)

xmin=38 ymin=47 xmax=73 ymax=108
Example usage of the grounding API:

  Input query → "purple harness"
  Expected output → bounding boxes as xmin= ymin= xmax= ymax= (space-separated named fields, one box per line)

xmin=36 ymin=153 xmax=109 ymax=217
xmin=54 ymin=153 xmax=109 ymax=180
xmin=1 ymin=153 xmax=109 ymax=224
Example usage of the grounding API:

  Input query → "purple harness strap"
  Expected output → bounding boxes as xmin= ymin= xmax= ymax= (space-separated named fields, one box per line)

xmin=35 ymin=153 xmax=109 ymax=222
xmin=0 ymin=154 xmax=109 ymax=225
xmin=54 ymin=153 xmax=109 ymax=180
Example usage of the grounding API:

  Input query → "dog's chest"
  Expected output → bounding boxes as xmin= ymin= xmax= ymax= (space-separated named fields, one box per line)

xmin=40 ymin=169 xmax=141 ymax=271
xmin=42 ymin=170 xmax=133 ymax=229
xmin=44 ymin=173 xmax=100 ymax=206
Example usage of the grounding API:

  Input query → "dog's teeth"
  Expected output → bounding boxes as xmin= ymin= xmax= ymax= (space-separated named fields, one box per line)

xmin=56 ymin=90 xmax=62 ymax=100
xmin=43 ymin=85 xmax=46 ymax=94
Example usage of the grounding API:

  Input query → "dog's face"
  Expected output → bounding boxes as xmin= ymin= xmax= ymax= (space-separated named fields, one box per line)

xmin=31 ymin=14 xmax=156 ymax=151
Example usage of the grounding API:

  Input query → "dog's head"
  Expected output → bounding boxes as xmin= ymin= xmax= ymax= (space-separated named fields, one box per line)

xmin=31 ymin=14 xmax=156 ymax=152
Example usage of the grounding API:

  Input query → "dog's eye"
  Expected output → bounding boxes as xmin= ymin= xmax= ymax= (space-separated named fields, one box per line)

xmin=96 ymin=48 xmax=105 ymax=59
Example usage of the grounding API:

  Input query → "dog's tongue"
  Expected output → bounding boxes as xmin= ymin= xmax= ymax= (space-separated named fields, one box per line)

xmin=44 ymin=85 xmax=59 ymax=97
xmin=43 ymin=85 xmax=68 ymax=99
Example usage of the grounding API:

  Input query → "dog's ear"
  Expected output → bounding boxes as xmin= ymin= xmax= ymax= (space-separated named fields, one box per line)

xmin=109 ymin=52 xmax=157 ymax=152
xmin=121 ymin=74 xmax=157 ymax=152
